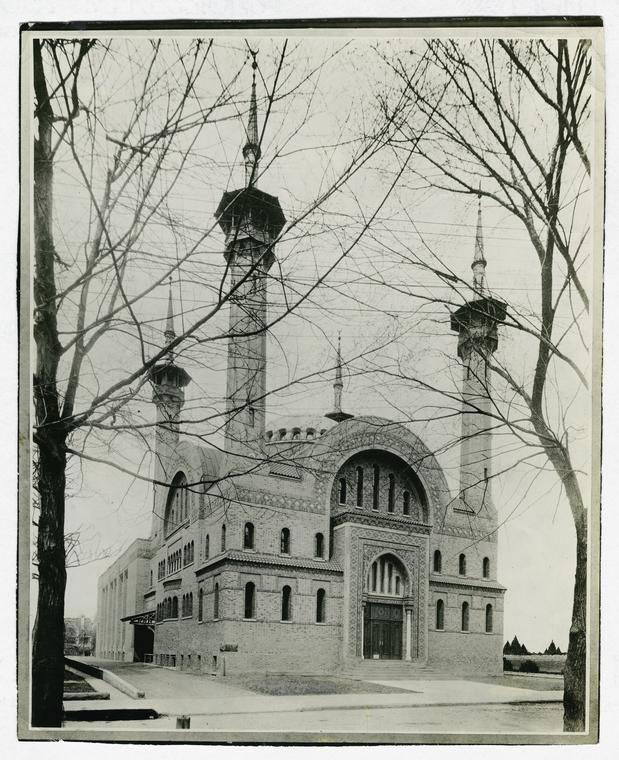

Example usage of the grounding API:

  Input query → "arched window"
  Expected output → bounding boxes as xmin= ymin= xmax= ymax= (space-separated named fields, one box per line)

xmin=388 ymin=474 xmax=395 ymax=512
xmin=244 ymin=522 xmax=255 ymax=550
xmin=433 ymin=550 xmax=442 ymax=573
xmin=150 ymin=570 xmax=153 ymax=587
xmin=436 ymin=599 xmax=445 ymax=630
xmin=183 ymin=546 xmax=187 ymax=566
xmin=367 ymin=554 xmax=405 ymax=596
xmin=221 ymin=524 xmax=226 ymax=552
xmin=461 ymin=601 xmax=469 ymax=631
xmin=213 ymin=582 xmax=220 ymax=619
xmin=165 ymin=472 xmax=188 ymax=536
xmin=244 ymin=582 xmax=256 ymax=619
xmin=486 ymin=603 xmax=493 ymax=632
xmin=280 ymin=527 xmax=290 ymax=555
xmin=403 ymin=491 xmax=410 ymax=516
xmin=316 ymin=588 xmax=326 ymax=623
xmin=198 ymin=588 xmax=204 ymax=622
xmin=182 ymin=594 xmax=186 ymax=616
xmin=372 ymin=464 xmax=380 ymax=510
xmin=315 ymin=532 xmax=325 ymax=559
xmin=189 ymin=593 xmax=193 ymax=616
xmin=338 ymin=477 xmax=347 ymax=504
xmin=172 ymin=596 xmax=178 ymax=618
xmin=356 ymin=466 xmax=364 ymax=507
xmin=483 ymin=557 xmax=490 ymax=578
xmin=459 ymin=553 xmax=466 ymax=576
xmin=281 ymin=585 xmax=292 ymax=621
xmin=205 ymin=534 xmax=210 ymax=560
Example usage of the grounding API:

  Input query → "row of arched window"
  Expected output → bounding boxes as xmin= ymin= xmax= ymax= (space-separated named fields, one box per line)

xmin=202 ymin=525 xmax=325 ymax=561
xmin=156 ymin=596 xmax=178 ymax=621
xmin=432 ymin=551 xmax=490 ymax=579
xmin=435 ymin=599 xmax=493 ymax=632
xmin=167 ymin=549 xmax=182 ymax=575
xmin=338 ymin=467 xmax=428 ymax=521
xmin=195 ymin=583 xmax=327 ymax=623
xmin=181 ymin=592 xmax=193 ymax=617
xmin=157 ymin=559 xmax=165 ymax=580
xmin=183 ymin=541 xmax=195 ymax=567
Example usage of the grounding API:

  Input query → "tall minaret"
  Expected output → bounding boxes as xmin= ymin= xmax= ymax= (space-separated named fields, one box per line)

xmin=215 ymin=54 xmax=286 ymax=453
xmin=150 ymin=283 xmax=191 ymax=539
xmin=325 ymin=334 xmax=354 ymax=422
xmin=450 ymin=194 xmax=506 ymax=517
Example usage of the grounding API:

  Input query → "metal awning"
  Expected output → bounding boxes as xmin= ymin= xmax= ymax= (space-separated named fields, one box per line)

xmin=120 ymin=610 xmax=155 ymax=625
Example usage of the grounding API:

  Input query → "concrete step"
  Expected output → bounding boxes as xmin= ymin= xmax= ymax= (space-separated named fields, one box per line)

xmin=341 ymin=660 xmax=442 ymax=680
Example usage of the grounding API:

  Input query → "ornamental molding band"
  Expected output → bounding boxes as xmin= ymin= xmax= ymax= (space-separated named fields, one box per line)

xmin=429 ymin=577 xmax=506 ymax=593
xmin=435 ymin=524 xmax=498 ymax=543
xmin=332 ymin=510 xmax=432 ymax=533
xmin=195 ymin=550 xmax=344 ymax=577
xmin=232 ymin=486 xmax=321 ymax=514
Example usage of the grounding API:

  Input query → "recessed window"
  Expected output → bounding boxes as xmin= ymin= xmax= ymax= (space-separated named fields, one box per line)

xmin=372 ymin=464 xmax=380 ymax=510
xmin=244 ymin=522 xmax=255 ymax=550
xmin=485 ymin=603 xmax=493 ymax=633
xmin=459 ymin=553 xmax=466 ymax=576
xmin=221 ymin=524 xmax=226 ymax=552
xmin=436 ymin=599 xmax=445 ymax=630
xmin=244 ymin=582 xmax=256 ymax=619
xmin=387 ymin=474 xmax=395 ymax=512
xmin=403 ymin=491 xmax=410 ymax=515
xmin=213 ymin=582 xmax=220 ymax=619
xmin=433 ymin=550 xmax=442 ymax=573
xmin=461 ymin=601 xmax=469 ymax=632
xmin=198 ymin=588 xmax=204 ymax=622
xmin=280 ymin=527 xmax=290 ymax=555
xmin=316 ymin=588 xmax=326 ymax=623
xmin=205 ymin=534 xmax=210 ymax=560
xmin=315 ymin=532 xmax=325 ymax=559
xmin=356 ymin=466 xmax=364 ymax=507
xmin=483 ymin=557 xmax=490 ymax=578
xmin=338 ymin=477 xmax=347 ymax=504
xmin=281 ymin=585 xmax=292 ymax=621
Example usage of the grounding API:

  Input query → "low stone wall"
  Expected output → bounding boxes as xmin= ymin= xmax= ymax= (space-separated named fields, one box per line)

xmin=64 ymin=657 xmax=145 ymax=698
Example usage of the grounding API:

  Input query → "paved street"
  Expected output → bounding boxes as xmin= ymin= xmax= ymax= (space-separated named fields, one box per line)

xmin=64 ymin=661 xmax=565 ymax=736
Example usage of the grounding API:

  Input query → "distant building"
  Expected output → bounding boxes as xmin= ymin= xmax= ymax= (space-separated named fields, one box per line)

xmin=96 ymin=62 xmax=506 ymax=676
xmin=64 ymin=615 xmax=95 ymax=656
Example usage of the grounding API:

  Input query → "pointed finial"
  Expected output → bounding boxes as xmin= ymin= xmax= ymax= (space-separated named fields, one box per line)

xmin=472 ymin=186 xmax=487 ymax=293
xmin=243 ymin=48 xmax=261 ymax=187
xmin=325 ymin=333 xmax=354 ymax=423
xmin=164 ymin=278 xmax=176 ymax=346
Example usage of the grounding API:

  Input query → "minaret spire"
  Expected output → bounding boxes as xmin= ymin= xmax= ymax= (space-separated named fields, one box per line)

xmin=164 ymin=279 xmax=176 ymax=347
xmin=325 ymin=333 xmax=354 ymax=423
xmin=472 ymin=188 xmax=487 ymax=293
xmin=243 ymin=50 xmax=261 ymax=187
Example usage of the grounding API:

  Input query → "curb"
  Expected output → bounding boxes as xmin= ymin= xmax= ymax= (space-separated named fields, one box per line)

xmin=65 ymin=658 xmax=145 ymax=699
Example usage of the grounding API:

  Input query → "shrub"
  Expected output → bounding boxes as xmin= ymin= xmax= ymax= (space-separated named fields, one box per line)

xmin=519 ymin=659 xmax=540 ymax=673
xmin=503 ymin=657 xmax=513 ymax=671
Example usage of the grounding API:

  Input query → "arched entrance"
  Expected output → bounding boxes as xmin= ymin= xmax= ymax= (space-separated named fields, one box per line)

xmin=363 ymin=554 xmax=407 ymax=660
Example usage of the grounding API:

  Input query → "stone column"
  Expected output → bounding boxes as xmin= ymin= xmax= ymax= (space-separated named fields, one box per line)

xmin=405 ymin=608 xmax=412 ymax=661
xmin=360 ymin=601 xmax=366 ymax=659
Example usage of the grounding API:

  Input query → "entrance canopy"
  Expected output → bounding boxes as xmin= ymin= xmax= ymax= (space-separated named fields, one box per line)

xmin=120 ymin=610 xmax=155 ymax=626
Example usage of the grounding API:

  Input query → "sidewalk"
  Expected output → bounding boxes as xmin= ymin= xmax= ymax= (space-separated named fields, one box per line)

xmin=63 ymin=667 xmax=562 ymax=722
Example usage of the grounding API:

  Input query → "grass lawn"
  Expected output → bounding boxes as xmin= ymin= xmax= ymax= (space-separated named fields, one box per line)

xmin=64 ymin=668 xmax=96 ymax=694
xmin=226 ymin=673 xmax=414 ymax=696
xmin=471 ymin=673 xmax=564 ymax=692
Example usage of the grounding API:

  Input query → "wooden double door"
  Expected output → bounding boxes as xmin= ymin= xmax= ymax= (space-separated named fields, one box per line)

xmin=363 ymin=602 xmax=403 ymax=660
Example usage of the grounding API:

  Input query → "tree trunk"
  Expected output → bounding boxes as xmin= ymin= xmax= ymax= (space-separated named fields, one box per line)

xmin=563 ymin=512 xmax=588 ymax=731
xmin=31 ymin=39 xmax=67 ymax=727
xmin=31 ymin=434 xmax=67 ymax=727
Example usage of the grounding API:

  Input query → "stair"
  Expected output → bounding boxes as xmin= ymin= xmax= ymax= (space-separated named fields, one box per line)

xmin=341 ymin=659 xmax=442 ymax=680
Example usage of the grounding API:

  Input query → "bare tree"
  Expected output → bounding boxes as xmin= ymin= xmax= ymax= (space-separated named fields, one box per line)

xmin=374 ymin=37 xmax=594 ymax=731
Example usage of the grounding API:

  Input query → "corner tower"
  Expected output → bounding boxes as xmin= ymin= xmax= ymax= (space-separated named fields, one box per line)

xmin=450 ymin=195 xmax=506 ymax=518
xmin=150 ymin=284 xmax=191 ymax=539
xmin=215 ymin=54 xmax=286 ymax=453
